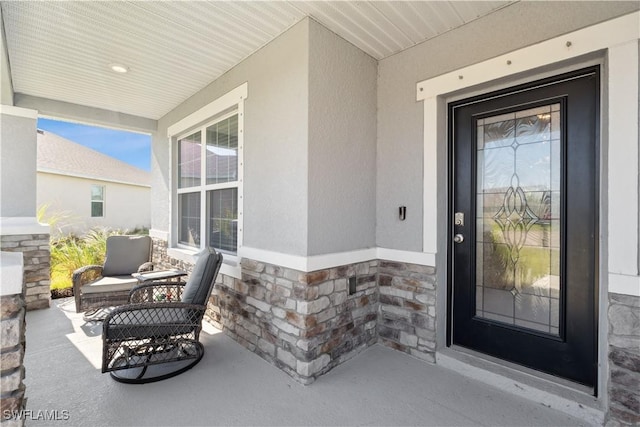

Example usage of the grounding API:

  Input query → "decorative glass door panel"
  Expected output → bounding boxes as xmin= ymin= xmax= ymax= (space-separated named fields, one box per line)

xmin=475 ymin=104 xmax=561 ymax=335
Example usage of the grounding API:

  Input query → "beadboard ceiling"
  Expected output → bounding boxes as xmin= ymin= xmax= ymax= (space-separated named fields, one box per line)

xmin=1 ymin=1 xmax=512 ymax=120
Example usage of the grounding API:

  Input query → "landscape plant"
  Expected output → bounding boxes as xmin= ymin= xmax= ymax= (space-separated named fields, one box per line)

xmin=49 ymin=229 xmax=117 ymax=290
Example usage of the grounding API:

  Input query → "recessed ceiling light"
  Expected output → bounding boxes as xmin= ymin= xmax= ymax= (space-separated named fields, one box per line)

xmin=110 ymin=64 xmax=129 ymax=73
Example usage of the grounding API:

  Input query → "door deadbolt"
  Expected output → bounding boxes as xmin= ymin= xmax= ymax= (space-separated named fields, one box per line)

xmin=454 ymin=212 xmax=464 ymax=226
xmin=453 ymin=234 xmax=464 ymax=244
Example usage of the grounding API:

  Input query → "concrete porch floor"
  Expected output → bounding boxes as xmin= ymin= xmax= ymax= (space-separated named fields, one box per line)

xmin=23 ymin=298 xmax=588 ymax=427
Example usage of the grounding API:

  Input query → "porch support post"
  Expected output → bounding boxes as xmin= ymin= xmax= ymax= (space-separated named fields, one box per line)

xmin=0 ymin=105 xmax=41 ymax=426
xmin=0 ymin=105 xmax=51 ymax=310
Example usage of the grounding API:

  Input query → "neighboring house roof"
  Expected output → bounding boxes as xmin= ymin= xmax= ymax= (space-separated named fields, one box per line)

xmin=37 ymin=130 xmax=151 ymax=187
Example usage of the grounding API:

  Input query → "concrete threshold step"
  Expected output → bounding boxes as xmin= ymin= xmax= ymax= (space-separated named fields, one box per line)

xmin=436 ymin=347 xmax=605 ymax=426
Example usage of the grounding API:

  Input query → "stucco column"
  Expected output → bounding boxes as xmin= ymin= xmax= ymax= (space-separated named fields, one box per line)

xmin=0 ymin=106 xmax=51 ymax=310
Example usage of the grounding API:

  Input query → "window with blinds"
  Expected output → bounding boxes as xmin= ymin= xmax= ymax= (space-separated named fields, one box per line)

xmin=175 ymin=112 xmax=240 ymax=254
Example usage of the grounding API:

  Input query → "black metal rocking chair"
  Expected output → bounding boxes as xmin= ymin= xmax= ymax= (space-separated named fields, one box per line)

xmin=101 ymin=248 xmax=222 ymax=383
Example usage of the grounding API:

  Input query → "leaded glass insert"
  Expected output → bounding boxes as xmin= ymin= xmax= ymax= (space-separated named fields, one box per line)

xmin=475 ymin=103 xmax=561 ymax=335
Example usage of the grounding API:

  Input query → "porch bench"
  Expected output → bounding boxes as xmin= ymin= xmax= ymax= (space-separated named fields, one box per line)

xmin=73 ymin=235 xmax=153 ymax=313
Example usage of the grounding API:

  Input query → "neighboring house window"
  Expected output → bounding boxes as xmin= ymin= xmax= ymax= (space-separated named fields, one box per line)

xmin=169 ymin=83 xmax=246 ymax=257
xmin=91 ymin=185 xmax=105 ymax=217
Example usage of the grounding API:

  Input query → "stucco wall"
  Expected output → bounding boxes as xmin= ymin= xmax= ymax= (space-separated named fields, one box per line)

xmin=0 ymin=113 xmax=36 ymax=217
xmin=37 ymin=172 xmax=150 ymax=235
xmin=307 ymin=19 xmax=377 ymax=256
xmin=154 ymin=19 xmax=310 ymax=256
xmin=376 ymin=0 xmax=640 ymax=252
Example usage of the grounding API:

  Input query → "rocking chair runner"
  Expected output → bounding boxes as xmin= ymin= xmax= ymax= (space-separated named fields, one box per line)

xmin=102 ymin=248 xmax=222 ymax=383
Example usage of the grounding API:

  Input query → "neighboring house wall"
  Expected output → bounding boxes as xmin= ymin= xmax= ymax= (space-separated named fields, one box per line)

xmin=36 ymin=130 xmax=151 ymax=236
xmin=37 ymin=172 xmax=150 ymax=235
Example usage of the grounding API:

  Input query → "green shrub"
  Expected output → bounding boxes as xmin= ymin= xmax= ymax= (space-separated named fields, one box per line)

xmin=50 ymin=229 xmax=111 ymax=290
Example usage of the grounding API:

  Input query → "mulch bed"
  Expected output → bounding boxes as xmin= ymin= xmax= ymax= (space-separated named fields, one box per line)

xmin=51 ymin=288 xmax=74 ymax=299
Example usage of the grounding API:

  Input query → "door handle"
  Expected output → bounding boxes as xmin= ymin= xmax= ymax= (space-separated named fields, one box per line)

xmin=453 ymin=234 xmax=464 ymax=244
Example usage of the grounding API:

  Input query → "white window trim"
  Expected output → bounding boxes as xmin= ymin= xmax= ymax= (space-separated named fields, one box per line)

xmin=167 ymin=83 xmax=247 ymax=273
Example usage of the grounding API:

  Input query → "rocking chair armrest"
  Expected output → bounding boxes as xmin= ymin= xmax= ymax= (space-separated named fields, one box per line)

xmin=137 ymin=262 xmax=154 ymax=273
xmin=128 ymin=282 xmax=186 ymax=304
xmin=72 ymin=265 xmax=103 ymax=289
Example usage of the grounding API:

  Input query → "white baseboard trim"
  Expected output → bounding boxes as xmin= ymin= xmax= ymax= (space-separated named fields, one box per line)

xmin=609 ymin=273 xmax=640 ymax=297
xmin=307 ymin=248 xmax=378 ymax=272
xmin=239 ymin=246 xmax=433 ymax=272
xmin=377 ymin=248 xmax=436 ymax=266
xmin=152 ymin=230 xmax=436 ymax=273
xmin=239 ymin=246 xmax=309 ymax=271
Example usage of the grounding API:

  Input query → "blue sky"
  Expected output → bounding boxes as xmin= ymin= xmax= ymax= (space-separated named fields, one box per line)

xmin=37 ymin=118 xmax=151 ymax=171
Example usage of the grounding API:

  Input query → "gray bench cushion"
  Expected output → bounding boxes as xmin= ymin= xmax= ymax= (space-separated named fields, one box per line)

xmin=83 ymin=275 xmax=138 ymax=294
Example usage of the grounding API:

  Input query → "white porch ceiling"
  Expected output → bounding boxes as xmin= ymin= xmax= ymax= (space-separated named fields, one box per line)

xmin=1 ymin=1 xmax=512 ymax=121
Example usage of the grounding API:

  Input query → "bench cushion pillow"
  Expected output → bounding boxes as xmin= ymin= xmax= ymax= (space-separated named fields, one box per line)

xmin=102 ymin=235 xmax=152 ymax=276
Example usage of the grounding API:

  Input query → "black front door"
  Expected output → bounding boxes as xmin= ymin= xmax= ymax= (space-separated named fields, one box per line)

xmin=449 ymin=67 xmax=599 ymax=388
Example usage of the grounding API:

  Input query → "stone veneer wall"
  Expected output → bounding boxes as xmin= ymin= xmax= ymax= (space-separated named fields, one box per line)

xmin=151 ymin=238 xmax=195 ymax=273
xmin=607 ymin=293 xmax=640 ymax=425
xmin=210 ymin=259 xmax=378 ymax=384
xmin=152 ymin=238 xmax=441 ymax=383
xmin=377 ymin=261 xmax=437 ymax=362
xmin=0 ymin=235 xmax=50 ymax=311
xmin=0 ymin=294 xmax=26 ymax=427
